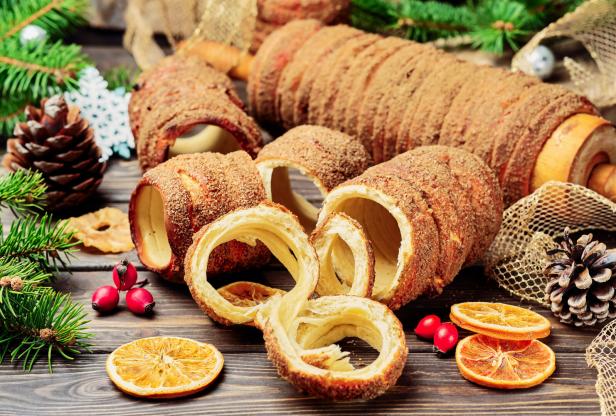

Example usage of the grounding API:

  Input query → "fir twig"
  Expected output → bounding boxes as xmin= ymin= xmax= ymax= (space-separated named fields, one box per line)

xmin=0 ymin=170 xmax=89 ymax=372
xmin=0 ymin=0 xmax=89 ymax=139
xmin=0 ymin=0 xmax=88 ymax=41
xmin=0 ymin=38 xmax=89 ymax=101
xmin=0 ymin=95 xmax=27 ymax=138
xmin=0 ymin=170 xmax=47 ymax=215
xmin=0 ymin=214 xmax=78 ymax=272
xmin=0 ymin=290 xmax=91 ymax=372
xmin=103 ymin=66 xmax=140 ymax=91
xmin=350 ymin=0 xmax=583 ymax=54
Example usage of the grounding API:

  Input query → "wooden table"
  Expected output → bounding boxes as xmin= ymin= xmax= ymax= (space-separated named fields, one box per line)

xmin=0 ymin=29 xmax=604 ymax=415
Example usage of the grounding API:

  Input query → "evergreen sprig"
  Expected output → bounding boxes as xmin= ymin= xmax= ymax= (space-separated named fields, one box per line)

xmin=0 ymin=214 xmax=77 ymax=272
xmin=0 ymin=95 xmax=28 ymax=138
xmin=0 ymin=0 xmax=88 ymax=41
xmin=0 ymin=37 xmax=89 ymax=103
xmin=103 ymin=66 xmax=140 ymax=91
xmin=350 ymin=0 xmax=584 ymax=54
xmin=0 ymin=170 xmax=47 ymax=214
xmin=0 ymin=0 xmax=89 ymax=139
xmin=0 ymin=290 xmax=91 ymax=372
xmin=0 ymin=170 xmax=90 ymax=371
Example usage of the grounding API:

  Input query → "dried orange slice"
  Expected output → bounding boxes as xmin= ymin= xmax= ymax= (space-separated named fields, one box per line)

xmin=450 ymin=302 xmax=551 ymax=340
xmin=106 ymin=336 xmax=224 ymax=398
xmin=456 ymin=334 xmax=555 ymax=389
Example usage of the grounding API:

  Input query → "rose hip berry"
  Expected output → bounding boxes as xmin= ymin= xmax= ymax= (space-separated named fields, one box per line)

xmin=126 ymin=288 xmax=155 ymax=315
xmin=433 ymin=322 xmax=459 ymax=355
xmin=113 ymin=259 xmax=138 ymax=291
xmin=92 ymin=285 xmax=120 ymax=313
xmin=414 ymin=314 xmax=442 ymax=340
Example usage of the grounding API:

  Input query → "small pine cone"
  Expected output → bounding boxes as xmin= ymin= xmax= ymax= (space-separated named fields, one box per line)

xmin=3 ymin=95 xmax=107 ymax=212
xmin=0 ymin=276 xmax=11 ymax=287
xmin=545 ymin=228 xmax=616 ymax=327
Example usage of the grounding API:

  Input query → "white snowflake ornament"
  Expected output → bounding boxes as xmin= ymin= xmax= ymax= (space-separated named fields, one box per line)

xmin=65 ymin=66 xmax=135 ymax=161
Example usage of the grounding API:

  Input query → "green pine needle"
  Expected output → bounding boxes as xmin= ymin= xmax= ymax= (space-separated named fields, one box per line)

xmin=103 ymin=66 xmax=140 ymax=91
xmin=350 ymin=0 xmax=584 ymax=54
xmin=0 ymin=94 xmax=28 ymax=139
xmin=0 ymin=37 xmax=90 ymax=102
xmin=0 ymin=0 xmax=88 ymax=41
xmin=0 ymin=170 xmax=47 ymax=215
xmin=0 ymin=214 xmax=78 ymax=273
xmin=469 ymin=0 xmax=539 ymax=53
xmin=0 ymin=88 xmax=90 ymax=374
xmin=0 ymin=0 xmax=89 ymax=141
xmin=0 ymin=290 xmax=91 ymax=372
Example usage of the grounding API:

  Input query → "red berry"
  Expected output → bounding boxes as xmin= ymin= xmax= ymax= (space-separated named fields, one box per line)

xmin=126 ymin=288 xmax=155 ymax=315
xmin=433 ymin=322 xmax=459 ymax=354
xmin=92 ymin=285 xmax=119 ymax=313
xmin=113 ymin=259 xmax=138 ymax=291
xmin=414 ymin=314 xmax=441 ymax=340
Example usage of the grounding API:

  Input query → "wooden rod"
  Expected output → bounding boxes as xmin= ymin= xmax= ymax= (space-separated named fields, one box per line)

xmin=532 ymin=113 xmax=616 ymax=201
xmin=180 ymin=40 xmax=616 ymax=201
xmin=178 ymin=40 xmax=252 ymax=81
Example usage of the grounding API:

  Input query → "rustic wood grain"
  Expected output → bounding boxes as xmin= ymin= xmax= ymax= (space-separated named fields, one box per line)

xmin=55 ymin=270 xmax=600 ymax=354
xmin=0 ymin=31 xmax=604 ymax=416
xmin=0 ymin=352 xmax=600 ymax=415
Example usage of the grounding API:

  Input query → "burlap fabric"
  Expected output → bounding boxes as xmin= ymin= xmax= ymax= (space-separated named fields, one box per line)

xmin=513 ymin=0 xmax=616 ymax=107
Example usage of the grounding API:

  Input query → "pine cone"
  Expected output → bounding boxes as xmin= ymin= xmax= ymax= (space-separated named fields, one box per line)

xmin=3 ymin=95 xmax=106 ymax=212
xmin=545 ymin=228 xmax=616 ymax=327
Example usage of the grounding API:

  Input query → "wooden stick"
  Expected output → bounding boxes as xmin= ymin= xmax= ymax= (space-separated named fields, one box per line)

xmin=588 ymin=164 xmax=616 ymax=201
xmin=532 ymin=113 xmax=616 ymax=201
xmin=178 ymin=40 xmax=252 ymax=81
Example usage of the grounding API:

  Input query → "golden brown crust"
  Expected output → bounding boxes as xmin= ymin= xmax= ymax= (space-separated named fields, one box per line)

xmin=256 ymin=125 xmax=372 ymax=192
xmin=129 ymin=55 xmax=262 ymax=171
xmin=262 ymin=296 xmax=408 ymax=400
xmin=310 ymin=212 xmax=375 ymax=298
xmin=276 ymin=25 xmax=359 ymax=129
xmin=317 ymin=146 xmax=503 ymax=309
xmin=129 ymin=152 xmax=270 ymax=283
xmin=257 ymin=0 xmax=350 ymax=25
xmin=185 ymin=202 xmax=408 ymax=400
xmin=248 ymin=22 xmax=603 ymax=204
xmin=248 ymin=20 xmax=324 ymax=126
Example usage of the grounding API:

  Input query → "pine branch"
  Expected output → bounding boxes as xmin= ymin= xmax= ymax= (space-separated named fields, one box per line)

xmin=0 ymin=172 xmax=90 ymax=372
xmin=0 ymin=94 xmax=28 ymax=138
xmin=0 ymin=0 xmax=88 ymax=41
xmin=0 ymin=290 xmax=91 ymax=372
xmin=0 ymin=214 xmax=78 ymax=272
xmin=102 ymin=66 xmax=140 ymax=91
xmin=0 ymin=38 xmax=89 ymax=102
xmin=0 ymin=170 xmax=47 ymax=215
xmin=350 ymin=0 xmax=583 ymax=54
xmin=0 ymin=258 xmax=53 ymax=319
xmin=469 ymin=0 xmax=539 ymax=53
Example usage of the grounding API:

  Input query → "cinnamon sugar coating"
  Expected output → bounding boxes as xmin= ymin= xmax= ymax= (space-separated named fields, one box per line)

xmin=256 ymin=125 xmax=372 ymax=191
xmin=129 ymin=151 xmax=270 ymax=282
xmin=129 ymin=55 xmax=262 ymax=171
xmin=248 ymin=21 xmax=599 ymax=204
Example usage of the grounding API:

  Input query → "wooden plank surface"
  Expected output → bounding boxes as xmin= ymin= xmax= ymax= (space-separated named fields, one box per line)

xmin=0 ymin=29 xmax=605 ymax=415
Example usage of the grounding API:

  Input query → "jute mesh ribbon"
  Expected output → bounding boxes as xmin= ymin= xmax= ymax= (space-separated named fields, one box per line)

xmin=485 ymin=181 xmax=616 ymax=306
xmin=485 ymin=181 xmax=616 ymax=416
xmin=123 ymin=0 xmax=256 ymax=70
xmin=512 ymin=0 xmax=616 ymax=107
xmin=587 ymin=319 xmax=616 ymax=416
